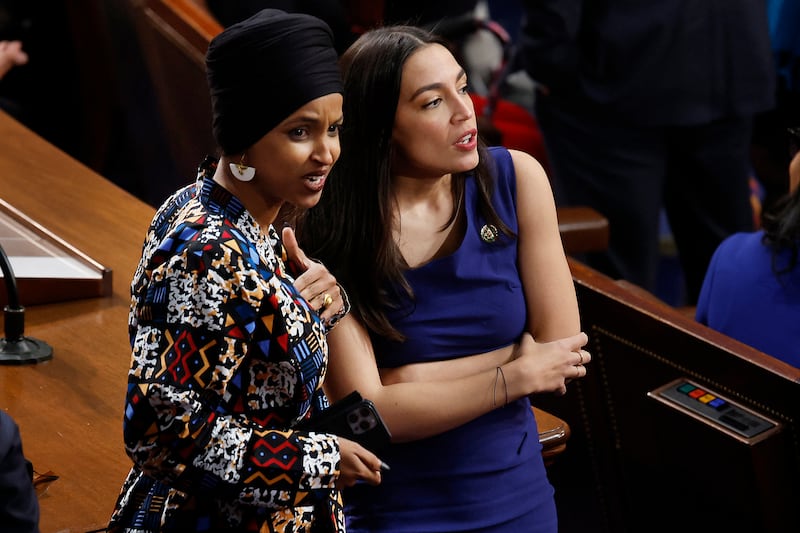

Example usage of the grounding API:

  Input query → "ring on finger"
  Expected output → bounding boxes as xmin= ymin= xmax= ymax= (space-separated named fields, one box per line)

xmin=322 ymin=293 xmax=333 ymax=308
xmin=577 ymin=351 xmax=584 ymax=365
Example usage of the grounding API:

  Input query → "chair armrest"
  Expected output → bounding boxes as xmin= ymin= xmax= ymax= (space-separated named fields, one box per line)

xmin=532 ymin=405 xmax=571 ymax=466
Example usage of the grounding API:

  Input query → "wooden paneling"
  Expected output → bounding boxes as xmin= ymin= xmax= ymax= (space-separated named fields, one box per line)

xmin=537 ymin=258 xmax=800 ymax=533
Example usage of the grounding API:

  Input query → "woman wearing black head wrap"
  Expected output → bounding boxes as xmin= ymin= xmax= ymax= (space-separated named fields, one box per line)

xmin=107 ymin=9 xmax=384 ymax=533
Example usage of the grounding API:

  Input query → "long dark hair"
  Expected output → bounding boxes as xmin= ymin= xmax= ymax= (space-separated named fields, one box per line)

xmin=761 ymin=184 xmax=800 ymax=277
xmin=296 ymin=25 xmax=512 ymax=340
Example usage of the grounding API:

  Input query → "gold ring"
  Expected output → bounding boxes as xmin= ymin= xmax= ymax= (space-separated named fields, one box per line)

xmin=577 ymin=351 xmax=584 ymax=365
xmin=322 ymin=293 xmax=333 ymax=308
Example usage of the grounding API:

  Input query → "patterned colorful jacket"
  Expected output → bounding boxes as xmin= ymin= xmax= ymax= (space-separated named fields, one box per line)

xmin=108 ymin=158 xmax=344 ymax=532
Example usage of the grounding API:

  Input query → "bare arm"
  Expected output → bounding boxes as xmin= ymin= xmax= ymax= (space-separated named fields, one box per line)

xmin=379 ymin=345 xmax=515 ymax=384
xmin=324 ymin=315 xmax=587 ymax=442
xmin=509 ymin=148 xmax=581 ymax=340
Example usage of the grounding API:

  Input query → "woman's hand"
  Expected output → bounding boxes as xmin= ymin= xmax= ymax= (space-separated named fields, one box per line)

xmin=510 ymin=331 xmax=591 ymax=396
xmin=282 ymin=226 xmax=346 ymax=323
xmin=335 ymin=437 xmax=385 ymax=489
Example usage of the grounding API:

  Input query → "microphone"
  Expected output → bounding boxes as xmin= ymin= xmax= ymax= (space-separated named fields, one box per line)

xmin=0 ymin=243 xmax=53 ymax=364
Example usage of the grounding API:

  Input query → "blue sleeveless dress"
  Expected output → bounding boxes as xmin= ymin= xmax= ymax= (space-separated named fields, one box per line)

xmin=346 ymin=147 xmax=558 ymax=532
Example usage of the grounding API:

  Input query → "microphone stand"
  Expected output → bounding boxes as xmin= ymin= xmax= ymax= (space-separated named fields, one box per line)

xmin=0 ymin=243 xmax=53 ymax=364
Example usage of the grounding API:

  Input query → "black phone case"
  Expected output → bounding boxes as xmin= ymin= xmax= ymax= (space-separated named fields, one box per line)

xmin=296 ymin=391 xmax=391 ymax=452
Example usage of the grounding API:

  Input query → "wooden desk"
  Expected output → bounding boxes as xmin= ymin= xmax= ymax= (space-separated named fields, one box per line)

xmin=0 ymin=110 xmax=156 ymax=532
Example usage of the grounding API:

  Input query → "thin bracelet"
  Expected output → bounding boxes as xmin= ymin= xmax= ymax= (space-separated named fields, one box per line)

xmin=324 ymin=283 xmax=351 ymax=330
xmin=493 ymin=366 xmax=509 ymax=407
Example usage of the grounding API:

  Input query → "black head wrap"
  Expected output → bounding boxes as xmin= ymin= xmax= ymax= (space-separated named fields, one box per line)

xmin=206 ymin=8 xmax=343 ymax=155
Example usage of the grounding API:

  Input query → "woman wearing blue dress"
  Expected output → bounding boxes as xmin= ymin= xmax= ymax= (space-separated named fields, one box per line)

xmin=297 ymin=25 xmax=590 ymax=532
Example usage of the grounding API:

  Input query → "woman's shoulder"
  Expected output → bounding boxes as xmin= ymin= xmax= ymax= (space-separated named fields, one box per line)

xmin=506 ymin=148 xmax=546 ymax=175
xmin=714 ymin=230 xmax=768 ymax=260
xmin=485 ymin=146 xmax=543 ymax=177
xmin=703 ymin=231 xmax=775 ymax=289
xmin=483 ymin=146 xmax=547 ymax=178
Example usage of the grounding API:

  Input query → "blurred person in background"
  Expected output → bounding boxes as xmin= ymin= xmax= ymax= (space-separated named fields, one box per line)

xmin=519 ymin=0 xmax=776 ymax=306
xmin=696 ymin=126 xmax=800 ymax=366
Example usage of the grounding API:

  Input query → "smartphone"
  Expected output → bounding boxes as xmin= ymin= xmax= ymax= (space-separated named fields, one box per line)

xmin=296 ymin=391 xmax=391 ymax=452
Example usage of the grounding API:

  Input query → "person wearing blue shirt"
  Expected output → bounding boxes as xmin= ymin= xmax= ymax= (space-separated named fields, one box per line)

xmin=696 ymin=129 xmax=800 ymax=366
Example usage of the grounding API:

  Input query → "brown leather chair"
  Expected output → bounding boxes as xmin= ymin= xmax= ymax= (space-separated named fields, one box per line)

xmin=556 ymin=206 xmax=609 ymax=255
xmin=532 ymin=405 xmax=570 ymax=466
